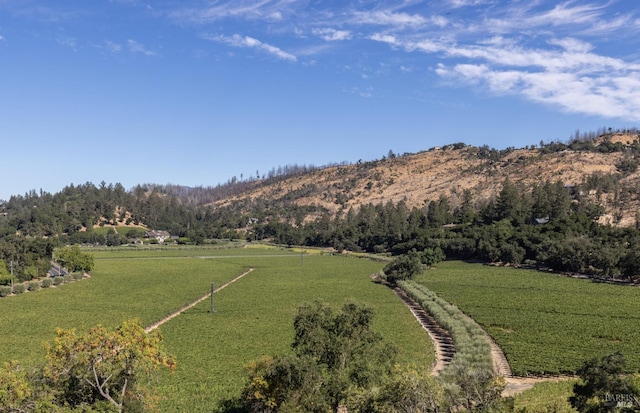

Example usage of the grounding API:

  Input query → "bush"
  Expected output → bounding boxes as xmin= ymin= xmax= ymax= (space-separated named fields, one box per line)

xmin=383 ymin=250 xmax=424 ymax=284
xmin=0 ymin=285 xmax=11 ymax=297
xmin=63 ymin=274 xmax=73 ymax=284
xmin=570 ymin=352 xmax=640 ymax=412
xmin=72 ymin=272 xmax=84 ymax=280
xmin=12 ymin=283 xmax=26 ymax=294
xmin=54 ymin=276 xmax=64 ymax=286
xmin=421 ymin=247 xmax=446 ymax=267
xmin=28 ymin=280 xmax=41 ymax=291
xmin=616 ymin=158 xmax=638 ymax=174
xmin=42 ymin=278 xmax=53 ymax=288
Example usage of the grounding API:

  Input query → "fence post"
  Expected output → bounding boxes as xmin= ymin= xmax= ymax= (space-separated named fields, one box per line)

xmin=211 ymin=282 xmax=215 ymax=313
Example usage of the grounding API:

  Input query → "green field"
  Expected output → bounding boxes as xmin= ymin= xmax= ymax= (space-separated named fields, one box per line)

xmin=415 ymin=261 xmax=640 ymax=375
xmin=7 ymin=249 xmax=630 ymax=410
xmin=0 ymin=247 xmax=433 ymax=410
xmin=513 ymin=380 xmax=577 ymax=413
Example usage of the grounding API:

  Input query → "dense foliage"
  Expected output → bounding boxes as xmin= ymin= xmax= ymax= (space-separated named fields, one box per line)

xmin=569 ymin=352 xmax=640 ymax=412
xmin=239 ymin=301 xmax=395 ymax=412
xmin=235 ymin=301 xmax=505 ymax=413
xmin=0 ymin=319 xmax=175 ymax=413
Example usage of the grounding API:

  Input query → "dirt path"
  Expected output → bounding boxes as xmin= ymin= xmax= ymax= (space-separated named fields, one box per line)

xmin=145 ymin=268 xmax=254 ymax=333
xmin=391 ymin=286 xmax=455 ymax=375
xmin=373 ymin=276 xmax=455 ymax=375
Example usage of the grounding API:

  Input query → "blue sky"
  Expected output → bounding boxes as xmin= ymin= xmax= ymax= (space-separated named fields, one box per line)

xmin=1 ymin=0 xmax=639 ymax=200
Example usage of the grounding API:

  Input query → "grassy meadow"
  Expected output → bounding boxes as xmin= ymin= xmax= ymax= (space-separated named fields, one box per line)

xmin=415 ymin=261 xmax=640 ymax=375
xmin=0 ymin=246 xmax=433 ymax=411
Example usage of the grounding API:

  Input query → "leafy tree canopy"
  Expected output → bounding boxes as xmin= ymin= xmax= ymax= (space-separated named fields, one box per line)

xmin=570 ymin=352 xmax=640 ymax=413
xmin=53 ymin=245 xmax=94 ymax=273
xmin=43 ymin=319 xmax=176 ymax=413
xmin=241 ymin=301 xmax=395 ymax=412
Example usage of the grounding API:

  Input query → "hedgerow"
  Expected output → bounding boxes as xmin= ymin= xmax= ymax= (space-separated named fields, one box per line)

xmin=398 ymin=280 xmax=493 ymax=375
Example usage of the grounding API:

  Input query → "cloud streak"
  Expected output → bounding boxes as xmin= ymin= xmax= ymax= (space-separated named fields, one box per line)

xmin=312 ymin=28 xmax=352 ymax=42
xmin=204 ymin=34 xmax=297 ymax=61
xmin=429 ymin=36 xmax=640 ymax=121
xmin=170 ymin=0 xmax=295 ymax=23
xmin=127 ymin=39 xmax=156 ymax=56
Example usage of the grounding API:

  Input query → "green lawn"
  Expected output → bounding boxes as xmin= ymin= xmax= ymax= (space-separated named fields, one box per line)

xmin=415 ymin=261 xmax=640 ymax=375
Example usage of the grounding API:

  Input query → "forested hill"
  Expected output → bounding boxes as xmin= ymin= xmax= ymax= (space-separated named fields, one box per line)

xmin=2 ymin=129 xmax=640 ymax=281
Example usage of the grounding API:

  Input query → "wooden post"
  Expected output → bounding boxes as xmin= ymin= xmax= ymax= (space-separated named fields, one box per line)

xmin=211 ymin=282 xmax=215 ymax=313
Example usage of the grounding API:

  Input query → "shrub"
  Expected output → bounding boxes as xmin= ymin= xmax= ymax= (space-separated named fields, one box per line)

xmin=63 ymin=274 xmax=73 ymax=284
xmin=42 ymin=278 xmax=53 ymax=288
xmin=72 ymin=272 xmax=84 ymax=280
xmin=28 ymin=280 xmax=41 ymax=291
xmin=0 ymin=285 xmax=11 ymax=297
xmin=12 ymin=283 xmax=26 ymax=294
xmin=54 ymin=276 xmax=64 ymax=286
xmin=616 ymin=159 xmax=638 ymax=174
xmin=383 ymin=250 xmax=424 ymax=284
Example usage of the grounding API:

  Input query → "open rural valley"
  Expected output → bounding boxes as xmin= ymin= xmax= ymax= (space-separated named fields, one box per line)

xmin=1 ymin=244 xmax=638 ymax=412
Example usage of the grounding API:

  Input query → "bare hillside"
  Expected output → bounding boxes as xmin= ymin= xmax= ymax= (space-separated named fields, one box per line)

xmin=211 ymin=134 xmax=640 ymax=226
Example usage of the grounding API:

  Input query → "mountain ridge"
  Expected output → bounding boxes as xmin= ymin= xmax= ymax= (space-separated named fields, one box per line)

xmin=206 ymin=132 xmax=640 ymax=227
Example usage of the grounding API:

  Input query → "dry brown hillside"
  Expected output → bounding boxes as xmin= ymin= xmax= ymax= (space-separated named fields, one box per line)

xmin=212 ymin=133 xmax=640 ymax=226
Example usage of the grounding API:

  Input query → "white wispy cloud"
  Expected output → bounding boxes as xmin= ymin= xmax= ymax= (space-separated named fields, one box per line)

xmin=344 ymin=86 xmax=374 ymax=98
xmin=1 ymin=2 xmax=83 ymax=22
xmin=434 ymin=41 xmax=640 ymax=121
xmin=204 ymin=34 xmax=297 ymax=61
xmin=351 ymin=10 xmax=428 ymax=27
xmin=362 ymin=2 xmax=640 ymax=121
xmin=448 ymin=0 xmax=494 ymax=8
xmin=170 ymin=1 xmax=640 ymax=119
xmin=170 ymin=0 xmax=293 ymax=23
xmin=479 ymin=1 xmax=609 ymax=35
xmin=127 ymin=39 xmax=156 ymax=56
xmin=56 ymin=34 xmax=77 ymax=50
xmin=370 ymin=33 xmax=448 ymax=53
xmin=312 ymin=28 xmax=352 ymax=42
xmin=105 ymin=40 xmax=122 ymax=53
